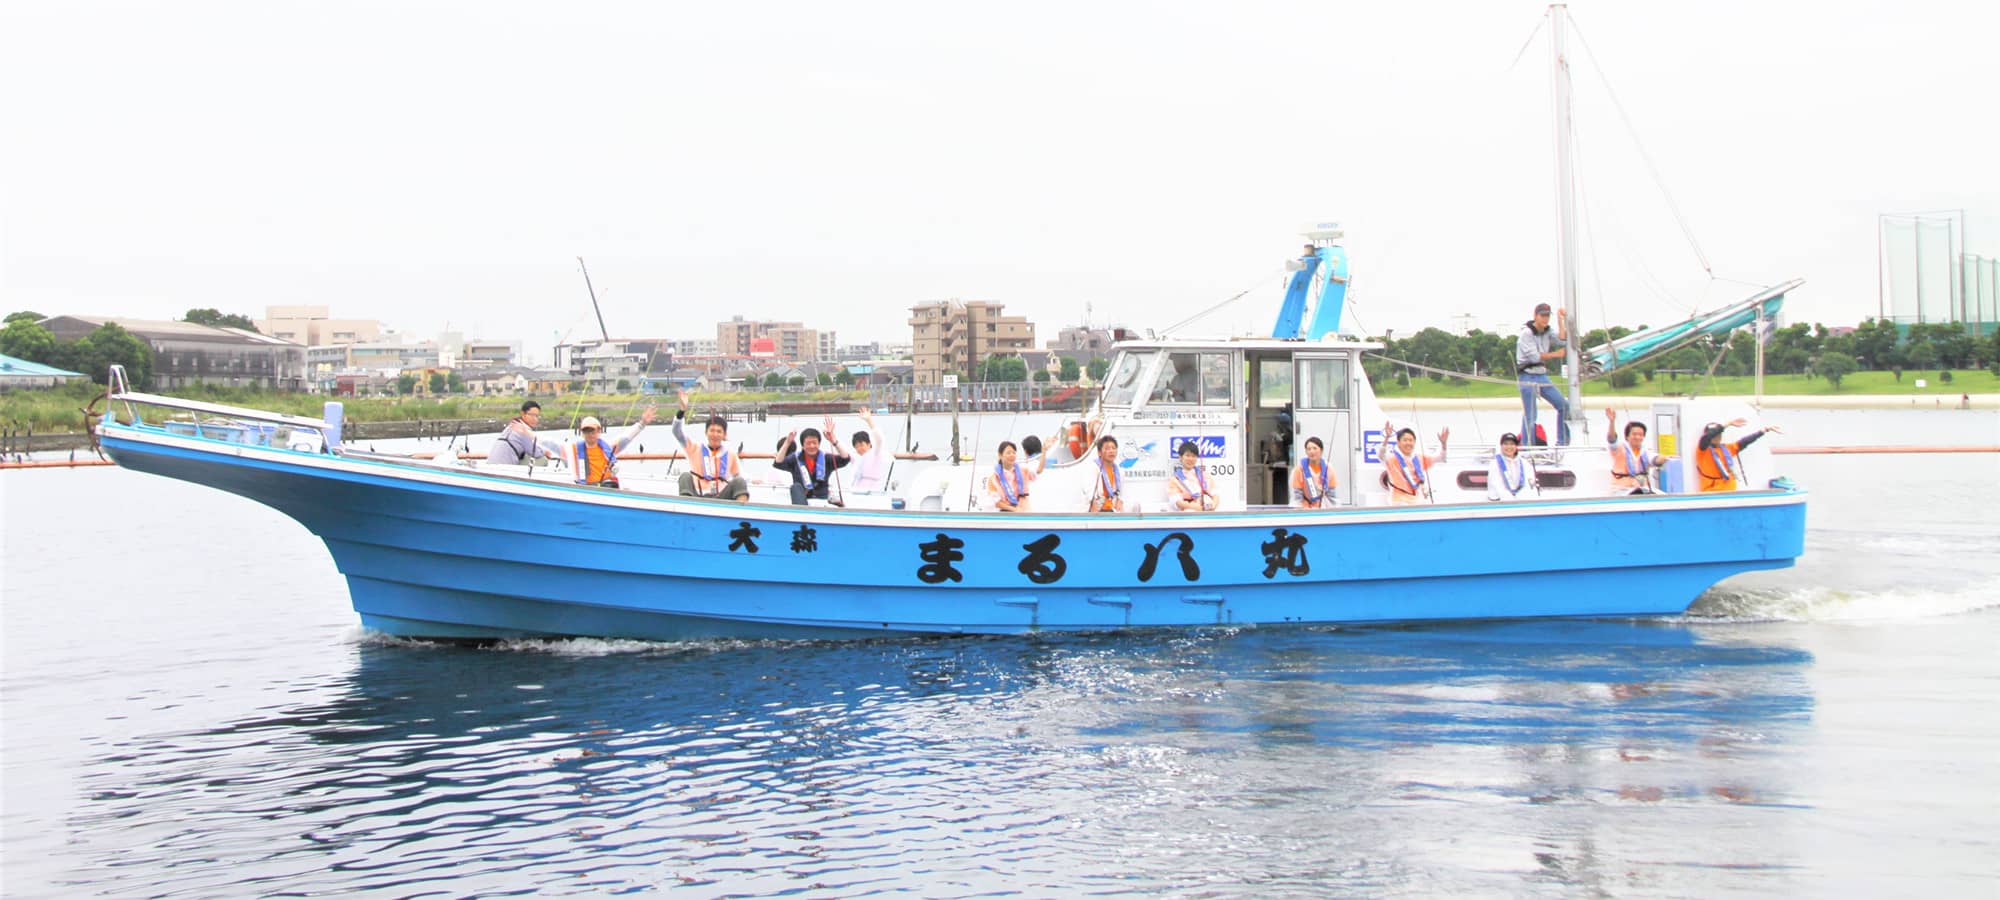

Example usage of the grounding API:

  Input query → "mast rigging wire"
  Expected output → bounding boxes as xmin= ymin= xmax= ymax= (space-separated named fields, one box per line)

xmin=1565 ymin=13 xmax=1715 ymax=279
xmin=1160 ymin=266 xmax=1288 ymax=336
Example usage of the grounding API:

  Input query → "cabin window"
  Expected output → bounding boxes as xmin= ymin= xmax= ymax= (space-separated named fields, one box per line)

xmin=1257 ymin=359 xmax=1292 ymax=408
xmin=1147 ymin=352 xmax=1202 ymax=404
xmin=1298 ymin=357 xmax=1350 ymax=410
xmin=1200 ymin=353 xmax=1232 ymax=406
xmin=1100 ymin=351 xmax=1154 ymax=406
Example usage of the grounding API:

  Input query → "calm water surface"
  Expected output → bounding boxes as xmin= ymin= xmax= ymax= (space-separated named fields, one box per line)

xmin=3 ymin=408 xmax=1996 ymax=896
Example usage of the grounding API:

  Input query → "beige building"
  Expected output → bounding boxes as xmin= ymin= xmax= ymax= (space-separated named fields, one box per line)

xmin=43 ymin=315 xmax=306 ymax=390
xmin=256 ymin=305 xmax=382 ymax=347
xmin=908 ymin=300 xmax=1036 ymax=384
xmin=716 ymin=316 xmax=820 ymax=361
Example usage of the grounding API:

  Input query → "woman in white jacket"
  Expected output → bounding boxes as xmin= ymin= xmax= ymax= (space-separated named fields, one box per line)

xmin=1487 ymin=433 xmax=1537 ymax=502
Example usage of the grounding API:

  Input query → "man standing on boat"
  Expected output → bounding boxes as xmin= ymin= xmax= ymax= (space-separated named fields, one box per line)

xmin=1516 ymin=303 xmax=1571 ymax=446
xmin=488 ymin=401 xmax=565 ymax=466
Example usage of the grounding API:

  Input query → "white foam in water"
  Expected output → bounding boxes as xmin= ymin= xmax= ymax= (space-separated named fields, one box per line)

xmin=344 ymin=627 xmax=762 ymax=656
xmin=1684 ymin=584 xmax=2000 ymax=624
xmin=490 ymin=636 xmax=728 ymax=656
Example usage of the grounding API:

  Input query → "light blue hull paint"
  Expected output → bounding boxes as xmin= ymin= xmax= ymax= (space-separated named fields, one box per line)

xmin=103 ymin=426 xmax=1806 ymax=642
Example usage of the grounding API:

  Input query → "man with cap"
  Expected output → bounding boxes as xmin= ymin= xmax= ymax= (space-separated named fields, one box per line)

xmin=1695 ymin=417 xmax=1782 ymax=492
xmin=1515 ymin=302 xmax=1571 ymax=446
xmin=572 ymin=405 xmax=657 ymax=488
xmin=1486 ymin=433 xmax=1537 ymax=502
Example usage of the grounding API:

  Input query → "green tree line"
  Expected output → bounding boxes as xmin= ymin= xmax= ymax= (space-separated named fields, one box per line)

xmin=1362 ymin=318 xmax=2000 ymax=392
xmin=1 ymin=311 xmax=154 ymax=386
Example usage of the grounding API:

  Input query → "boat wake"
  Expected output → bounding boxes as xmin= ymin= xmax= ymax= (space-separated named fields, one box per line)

xmin=1681 ymin=583 xmax=2000 ymax=624
xmin=346 ymin=628 xmax=770 ymax=656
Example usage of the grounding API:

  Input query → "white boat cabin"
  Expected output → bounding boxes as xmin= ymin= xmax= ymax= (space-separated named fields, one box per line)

xmin=1037 ymin=335 xmax=1392 ymax=510
xmin=998 ymin=334 xmax=1779 ymax=512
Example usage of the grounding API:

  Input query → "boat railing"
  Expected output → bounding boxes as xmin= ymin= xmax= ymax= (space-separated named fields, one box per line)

xmin=104 ymin=365 xmax=338 ymax=450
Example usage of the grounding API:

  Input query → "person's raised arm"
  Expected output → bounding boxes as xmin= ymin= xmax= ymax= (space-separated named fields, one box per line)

xmin=1605 ymin=406 xmax=1619 ymax=445
xmin=773 ymin=431 xmax=797 ymax=469
xmin=615 ymin=405 xmax=657 ymax=453
xmin=1737 ymin=424 xmax=1780 ymax=451
xmin=672 ymin=391 xmax=693 ymax=447
xmin=858 ymin=410 xmax=882 ymax=456
xmin=1436 ymin=426 xmax=1450 ymax=458
xmin=823 ymin=416 xmax=849 ymax=459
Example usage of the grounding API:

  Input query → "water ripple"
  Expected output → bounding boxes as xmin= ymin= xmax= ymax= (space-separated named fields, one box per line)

xmin=11 ymin=623 xmax=1842 ymax=896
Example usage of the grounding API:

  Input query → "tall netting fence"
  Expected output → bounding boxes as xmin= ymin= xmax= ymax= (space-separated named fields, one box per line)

xmin=1880 ymin=211 xmax=1995 ymax=336
xmin=1879 ymin=213 xmax=1960 ymax=325
xmin=1965 ymin=253 xmax=1997 ymax=337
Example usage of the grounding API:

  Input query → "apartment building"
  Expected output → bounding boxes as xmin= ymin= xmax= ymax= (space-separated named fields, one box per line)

xmin=716 ymin=316 xmax=819 ymax=361
xmin=907 ymin=300 xmax=1036 ymax=384
xmin=255 ymin=305 xmax=382 ymax=347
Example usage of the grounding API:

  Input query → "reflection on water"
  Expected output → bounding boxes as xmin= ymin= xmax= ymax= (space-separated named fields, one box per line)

xmin=56 ymin=622 xmax=1816 ymax=896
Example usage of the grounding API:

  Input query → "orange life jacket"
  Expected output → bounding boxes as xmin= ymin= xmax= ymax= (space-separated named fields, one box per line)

xmin=575 ymin=438 xmax=616 ymax=485
xmin=1093 ymin=459 xmax=1121 ymax=512
xmin=689 ymin=441 xmax=732 ymax=492
xmin=990 ymin=463 xmax=1030 ymax=507
xmin=1292 ymin=459 xmax=1333 ymax=507
xmin=1695 ymin=443 xmax=1741 ymax=492
xmin=1611 ymin=442 xmax=1651 ymax=488
xmin=1173 ymin=465 xmax=1212 ymax=503
xmin=1385 ymin=448 xmax=1429 ymax=496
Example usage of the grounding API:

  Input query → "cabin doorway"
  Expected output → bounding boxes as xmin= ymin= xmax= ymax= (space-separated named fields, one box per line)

xmin=1245 ymin=352 xmax=1295 ymax=505
xmin=1291 ymin=353 xmax=1355 ymax=504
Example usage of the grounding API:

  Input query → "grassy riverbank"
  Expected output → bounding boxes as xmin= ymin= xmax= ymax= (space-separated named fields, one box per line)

xmin=0 ymin=383 xmax=872 ymax=433
xmin=1372 ymin=370 xmax=2000 ymax=399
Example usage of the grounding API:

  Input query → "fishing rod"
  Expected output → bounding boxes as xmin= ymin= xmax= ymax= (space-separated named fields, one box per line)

xmin=963 ymin=386 xmax=988 ymax=510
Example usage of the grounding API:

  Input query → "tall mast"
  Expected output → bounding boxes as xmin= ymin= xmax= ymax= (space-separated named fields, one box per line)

xmin=576 ymin=257 xmax=611 ymax=342
xmin=1549 ymin=5 xmax=1584 ymax=428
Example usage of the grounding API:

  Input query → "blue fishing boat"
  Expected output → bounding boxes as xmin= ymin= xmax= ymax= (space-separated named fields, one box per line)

xmin=94 ymin=4 xmax=1807 ymax=641
xmin=95 ymin=244 xmax=1807 ymax=641
xmin=96 ymin=340 xmax=1804 ymax=639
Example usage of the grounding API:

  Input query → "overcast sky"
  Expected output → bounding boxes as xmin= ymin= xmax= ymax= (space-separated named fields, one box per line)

xmin=4 ymin=1 xmax=1995 ymax=364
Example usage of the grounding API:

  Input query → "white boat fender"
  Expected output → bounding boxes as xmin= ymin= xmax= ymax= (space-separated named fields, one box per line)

xmin=321 ymin=401 xmax=344 ymax=453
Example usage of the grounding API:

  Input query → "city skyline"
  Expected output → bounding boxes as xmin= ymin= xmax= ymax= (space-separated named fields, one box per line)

xmin=4 ymin=2 xmax=1995 ymax=354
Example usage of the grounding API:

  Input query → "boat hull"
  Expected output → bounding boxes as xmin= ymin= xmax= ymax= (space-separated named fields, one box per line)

xmin=104 ymin=425 xmax=1806 ymax=641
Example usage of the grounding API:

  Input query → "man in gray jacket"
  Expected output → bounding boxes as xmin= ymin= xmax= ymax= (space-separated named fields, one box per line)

xmin=1515 ymin=302 xmax=1571 ymax=446
xmin=487 ymin=400 xmax=565 ymax=466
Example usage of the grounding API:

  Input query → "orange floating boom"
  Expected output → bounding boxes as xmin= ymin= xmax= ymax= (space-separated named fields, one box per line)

xmin=1771 ymin=446 xmax=1999 ymax=455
